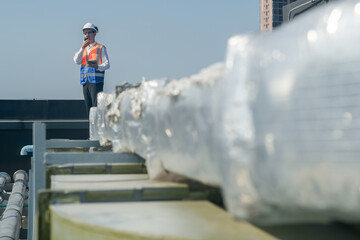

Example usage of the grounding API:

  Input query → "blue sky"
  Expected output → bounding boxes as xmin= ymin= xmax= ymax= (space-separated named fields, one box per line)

xmin=0 ymin=0 xmax=259 ymax=99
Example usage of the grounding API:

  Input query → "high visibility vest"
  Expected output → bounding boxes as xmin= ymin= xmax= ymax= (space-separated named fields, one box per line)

xmin=80 ymin=43 xmax=105 ymax=85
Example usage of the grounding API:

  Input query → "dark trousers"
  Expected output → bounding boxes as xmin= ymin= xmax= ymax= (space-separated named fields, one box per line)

xmin=83 ymin=81 xmax=104 ymax=116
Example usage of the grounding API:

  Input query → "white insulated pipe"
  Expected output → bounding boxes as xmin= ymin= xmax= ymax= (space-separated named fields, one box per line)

xmin=0 ymin=170 xmax=28 ymax=240
xmin=91 ymin=0 xmax=360 ymax=225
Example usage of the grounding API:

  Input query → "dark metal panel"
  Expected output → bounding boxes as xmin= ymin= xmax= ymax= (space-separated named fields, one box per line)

xmin=0 ymin=121 xmax=89 ymax=130
xmin=0 ymin=100 xmax=87 ymax=120
xmin=0 ymin=100 xmax=91 ymax=174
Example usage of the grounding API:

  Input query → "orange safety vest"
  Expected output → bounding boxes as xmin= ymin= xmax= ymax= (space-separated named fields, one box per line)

xmin=80 ymin=43 xmax=105 ymax=85
xmin=81 ymin=43 xmax=103 ymax=65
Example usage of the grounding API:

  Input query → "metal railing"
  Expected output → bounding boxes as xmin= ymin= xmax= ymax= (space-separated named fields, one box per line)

xmin=27 ymin=122 xmax=144 ymax=240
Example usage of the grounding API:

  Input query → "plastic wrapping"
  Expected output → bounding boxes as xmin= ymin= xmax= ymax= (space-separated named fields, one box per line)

xmin=89 ymin=107 xmax=99 ymax=141
xmin=106 ymin=80 xmax=167 ymax=155
xmin=91 ymin=0 xmax=360 ymax=224
xmin=146 ymin=63 xmax=224 ymax=184
xmin=90 ymin=92 xmax=116 ymax=145
xmin=101 ymin=63 xmax=224 ymax=185
xmin=218 ymin=0 xmax=360 ymax=224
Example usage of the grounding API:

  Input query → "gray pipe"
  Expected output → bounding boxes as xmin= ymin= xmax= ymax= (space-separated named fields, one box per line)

xmin=0 ymin=170 xmax=28 ymax=240
xmin=0 ymin=173 xmax=10 ymax=194
xmin=20 ymin=145 xmax=33 ymax=156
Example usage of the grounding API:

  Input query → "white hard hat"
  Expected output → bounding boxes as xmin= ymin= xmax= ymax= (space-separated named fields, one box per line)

xmin=82 ymin=22 xmax=98 ymax=33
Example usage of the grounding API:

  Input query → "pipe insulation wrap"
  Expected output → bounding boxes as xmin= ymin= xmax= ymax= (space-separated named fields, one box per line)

xmin=91 ymin=0 xmax=360 ymax=224
xmin=0 ymin=170 xmax=28 ymax=240
xmin=91 ymin=63 xmax=224 ymax=185
xmin=217 ymin=0 xmax=360 ymax=224
xmin=19 ymin=145 xmax=33 ymax=156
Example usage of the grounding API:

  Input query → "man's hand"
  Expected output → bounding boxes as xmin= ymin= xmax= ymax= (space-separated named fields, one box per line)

xmin=88 ymin=62 xmax=98 ymax=69
xmin=81 ymin=39 xmax=90 ymax=49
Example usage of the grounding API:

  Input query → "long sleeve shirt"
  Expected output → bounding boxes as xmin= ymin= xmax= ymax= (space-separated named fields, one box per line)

xmin=73 ymin=41 xmax=110 ymax=72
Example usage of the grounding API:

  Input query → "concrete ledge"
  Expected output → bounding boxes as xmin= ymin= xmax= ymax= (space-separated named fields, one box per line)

xmin=50 ymin=201 xmax=278 ymax=240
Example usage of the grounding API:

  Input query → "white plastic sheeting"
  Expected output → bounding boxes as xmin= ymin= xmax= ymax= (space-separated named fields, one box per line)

xmin=90 ymin=0 xmax=360 ymax=224
xmin=91 ymin=63 xmax=224 ymax=185
xmin=90 ymin=92 xmax=116 ymax=146
xmin=218 ymin=0 xmax=360 ymax=224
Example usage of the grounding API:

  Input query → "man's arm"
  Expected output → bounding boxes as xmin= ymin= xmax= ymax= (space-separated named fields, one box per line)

xmin=73 ymin=48 xmax=84 ymax=65
xmin=97 ymin=46 xmax=110 ymax=71
xmin=73 ymin=39 xmax=90 ymax=65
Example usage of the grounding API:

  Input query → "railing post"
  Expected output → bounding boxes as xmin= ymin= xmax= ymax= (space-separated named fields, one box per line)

xmin=29 ymin=122 xmax=46 ymax=240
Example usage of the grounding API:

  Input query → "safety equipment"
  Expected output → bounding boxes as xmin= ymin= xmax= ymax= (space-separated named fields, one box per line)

xmin=80 ymin=43 xmax=105 ymax=85
xmin=82 ymin=22 xmax=98 ymax=33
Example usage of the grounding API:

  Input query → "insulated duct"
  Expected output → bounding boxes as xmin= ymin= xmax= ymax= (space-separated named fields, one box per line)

xmin=91 ymin=0 xmax=360 ymax=224
xmin=0 ymin=170 xmax=28 ymax=240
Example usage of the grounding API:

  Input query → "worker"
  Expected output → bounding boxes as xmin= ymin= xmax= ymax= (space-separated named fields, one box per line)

xmin=73 ymin=22 xmax=110 ymax=116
